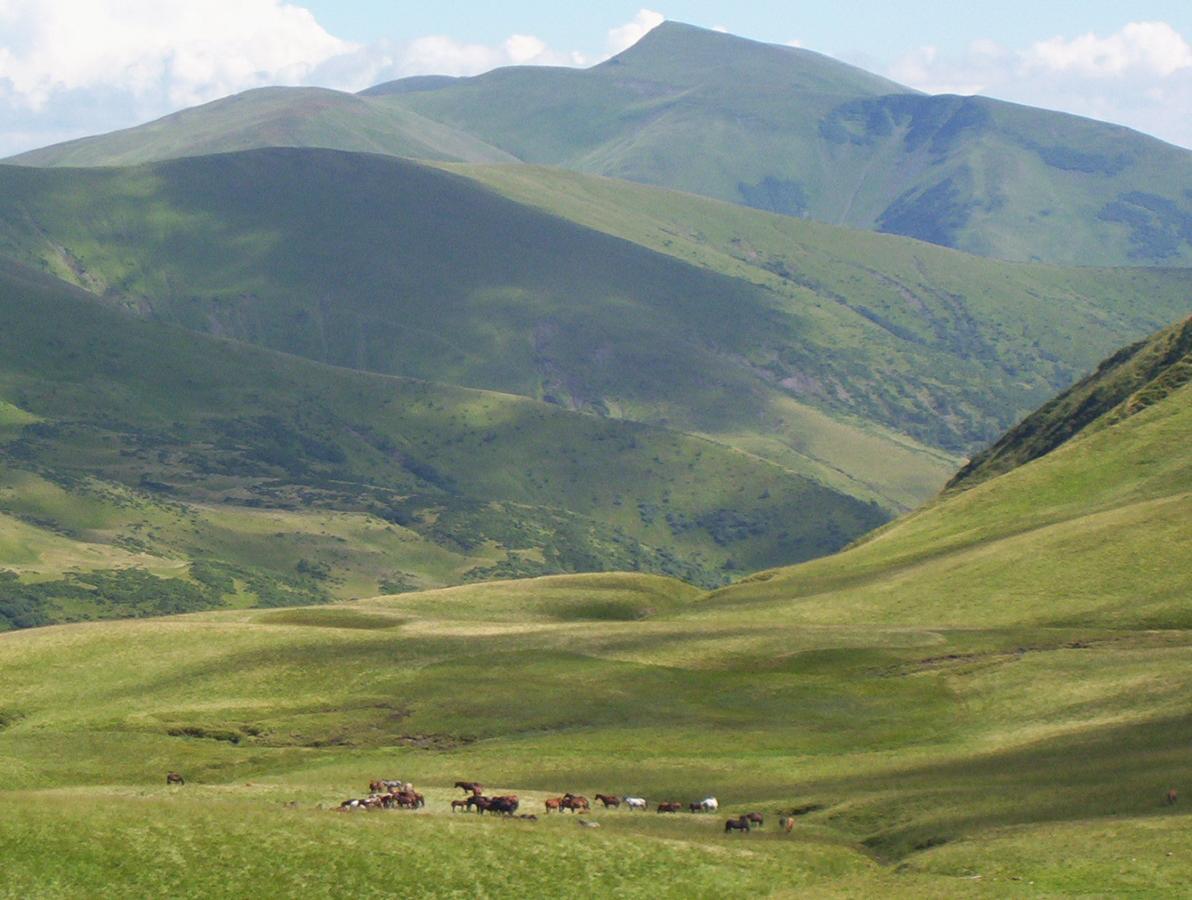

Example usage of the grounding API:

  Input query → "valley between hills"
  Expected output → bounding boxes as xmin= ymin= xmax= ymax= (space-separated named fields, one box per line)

xmin=0 ymin=18 xmax=1188 ymax=899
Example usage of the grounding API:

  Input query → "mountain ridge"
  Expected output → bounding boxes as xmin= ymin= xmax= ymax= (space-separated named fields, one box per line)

xmin=9 ymin=21 xmax=1192 ymax=266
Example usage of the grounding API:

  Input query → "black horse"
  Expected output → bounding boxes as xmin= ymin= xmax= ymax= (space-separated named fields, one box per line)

xmin=724 ymin=816 xmax=751 ymax=833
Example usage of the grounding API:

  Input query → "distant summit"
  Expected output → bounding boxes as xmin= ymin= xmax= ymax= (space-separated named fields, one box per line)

xmin=8 ymin=21 xmax=1192 ymax=266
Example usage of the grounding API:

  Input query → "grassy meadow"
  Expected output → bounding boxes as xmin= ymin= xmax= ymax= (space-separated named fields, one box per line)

xmin=1 ymin=374 xmax=1188 ymax=895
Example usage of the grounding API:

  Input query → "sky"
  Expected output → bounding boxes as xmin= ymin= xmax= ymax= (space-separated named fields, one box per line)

xmin=1 ymin=2 xmax=1191 ymax=156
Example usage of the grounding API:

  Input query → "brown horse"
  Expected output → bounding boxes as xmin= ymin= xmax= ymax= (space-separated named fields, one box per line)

xmin=782 ymin=816 xmax=795 ymax=833
xmin=594 ymin=794 xmax=621 ymax=808
xmin=725 ymin=816 xmax=751 ymax=833
xmin=544 ymin=797 xmax=563 ymax=813
xmin=744 ymin=812 xmax=764 ymax=828
xmin=1167 ymin=787 xmax=1178 ymax=805
xmin=450 ymin=799 xmax=469 ymax=812
xmin=657 ymin=801 xmax=683 ymax=813
xmin=455 ymin=781 xmax=483 ymax=795
xmin=561 ymin=794 xmax=590 ymax=812
xmin=488 ymin=796 xmax=520 ymax=816
xmin=166 ymin=772 xmax=184 ymax=785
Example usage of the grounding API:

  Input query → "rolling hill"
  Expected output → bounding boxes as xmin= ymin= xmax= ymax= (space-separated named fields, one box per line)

xmin=706 ymin=318 xmax=1192 ymax=629
xmin=1 ymin=149 xmax=1188 ymax=482
xmin=11 ymin=22 xmax=1192 ymax=266
xmin=948 ymin=314 xmax=1191 ymax=489
xmin=0 ymin=257 xmax=892 ymax=628
xmin=0 ymin=325 xmax=1187 ymax=896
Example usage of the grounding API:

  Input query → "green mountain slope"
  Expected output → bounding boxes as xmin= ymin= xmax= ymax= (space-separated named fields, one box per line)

xmin=706 ymin=323 xmax=1192 ymax=629
xmin=6 ymin=86 xmax=517 ymax=167
xmin=387 ymin=23 xmax=1192 ymax=265
xmin=12 ymin=22 xmax=1192 ymax=265
xmin=1 ymin=149 xmax=1187 ymax=482
xmin=948 ymin=315 xmax=1192 ymax=489
xmin=0 ymin=258 xmax=891 ymax=627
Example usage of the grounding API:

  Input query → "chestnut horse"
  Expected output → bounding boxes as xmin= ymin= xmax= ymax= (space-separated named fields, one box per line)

xmin=657 ymin=801 xmax=683 ymax=813
xmin=594 ymin=794 xmax=621 ymax=808
xmin=744 ymin=812 xmax=764 ymax=828
xmin=561 ymin=794 xmax=590 ymax=812
xmin=1168 ymin=787 xmax=1179 ymax=805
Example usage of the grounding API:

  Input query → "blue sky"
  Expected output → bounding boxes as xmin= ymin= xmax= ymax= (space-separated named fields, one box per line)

xmin=306 ymin=1 xmax=1192 ymax=63
xmin=1 ymin=2 xmax=1190 ymax=155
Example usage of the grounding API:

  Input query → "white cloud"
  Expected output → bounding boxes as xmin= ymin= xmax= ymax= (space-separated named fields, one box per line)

xmin=607 ymin=9 xmax=665 ymax=55
xmin=887 ymin=22 xmax=1192 ymax=148
xmin=0 ymin=0 xmax=352 ymax=111
xmin=1027 ymin=21 xmax=1192 ymax=78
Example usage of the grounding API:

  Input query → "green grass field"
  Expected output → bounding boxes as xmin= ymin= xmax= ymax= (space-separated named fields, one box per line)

xmin=1 ymin=366 xmax=1187 ymax=896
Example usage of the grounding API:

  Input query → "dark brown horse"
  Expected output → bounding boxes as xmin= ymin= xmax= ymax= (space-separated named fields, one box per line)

xmin=455 ymin=781 xmax=483 ymax=795
xmin=488 ymin=796 xmax=520 ymax=816
xmin=657 ymin=801 xmax=683 ymax=813
xmin=166 ymin=772 xmax=184 ymax=785
xmin=744 ymin=812 xmax=764 ymax=828
xmin=725 ymin=816 xmax=751 ymax=833
xmin=594 ymin=794 xmax=621 ymax=808
xmin=450 ymin=799 xmax=469 ymax=812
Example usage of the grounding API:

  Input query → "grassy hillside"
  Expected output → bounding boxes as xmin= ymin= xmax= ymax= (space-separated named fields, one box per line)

xmin=12 ymin=22 xmax=1192 ymax=266
xmin=6 ymin=86 xmax=517 ymax=167
xmin=0 ymin=258 xmax=892 ymax=626
xmin=0 ymin=359 xmax=1187 ymax=890
xmin=948 ymin=315 xmax=1191 ymax=489
xmin=707 ymin=351 xmax=1191 ymax=629
xmin=356 ymin=22 xmax=1192 ymax=266
xmin=2 ymin=150 xmax=1187 ymax=478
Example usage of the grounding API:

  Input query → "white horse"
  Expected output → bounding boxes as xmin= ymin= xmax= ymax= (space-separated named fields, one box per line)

xmin=624 ymin=796 xmax=647 ymax=810
xmin=700 ymin=797 xmax=718 ymax=812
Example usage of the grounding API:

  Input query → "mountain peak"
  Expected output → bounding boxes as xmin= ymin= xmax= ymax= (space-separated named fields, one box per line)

xmin=599 ymin=20 xmax=907 ymax=96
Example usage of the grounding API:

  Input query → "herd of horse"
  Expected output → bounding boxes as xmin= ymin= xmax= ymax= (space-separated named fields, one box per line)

xmin=333 ymin=779 xmax=790 ymax=833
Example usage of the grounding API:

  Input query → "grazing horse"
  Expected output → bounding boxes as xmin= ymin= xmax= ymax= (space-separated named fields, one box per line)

xmin=625 ymin=797 xmax=646 ymax=811
xmin=467 ymin=795 xmax=492 ymax=814
xmin=700 ymin=797 xmax=718 ymax=812
xmin=1167 ymin=787 xmax=1179 ymax=805
xmin=689 ymin=802 xmax=703 ymax=813
xmin=744 ymin=812 xmax=764 ymax=828
xmin=594 ymin=794 xmax=621 ymax=808
xmin=455 ymin=781 xmax=483 ymax=795
xmin=166 ymin=772 xmax=184 ymax=785
xmin=488 ymin=796 xmax=520 ymax=816
xmin=561 ymin=794 xmax=590 ymax=813
xmin=544 ymin=797 xmax=563 ymax=813
xmin=657 ymin=801 xmax=683 ymax=813
xmin=724 ymin=816 xmax=751 ymax=833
